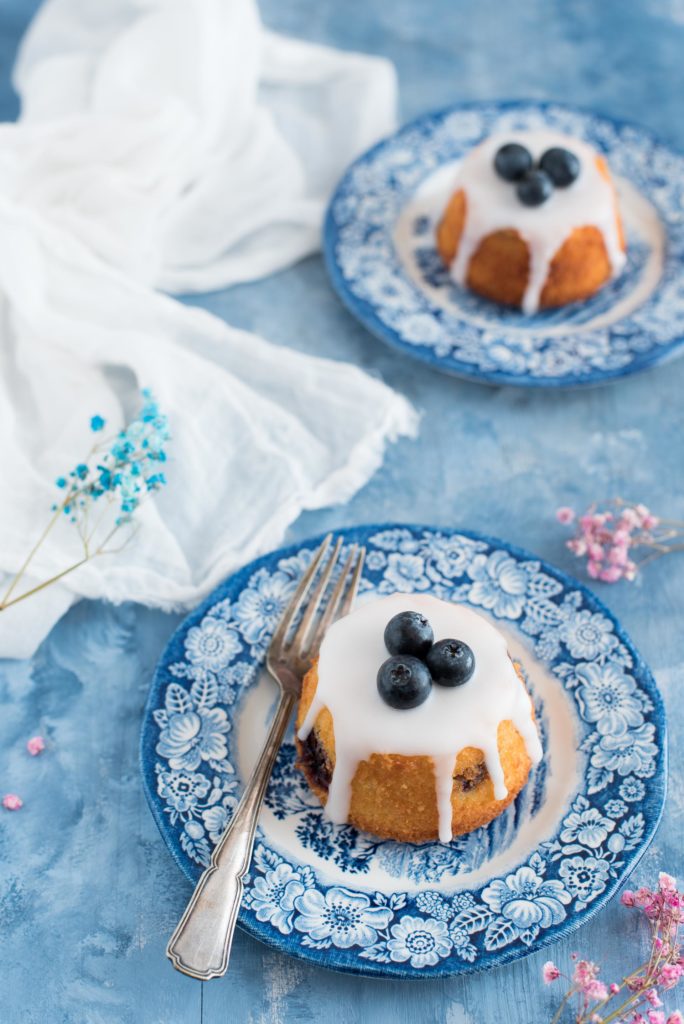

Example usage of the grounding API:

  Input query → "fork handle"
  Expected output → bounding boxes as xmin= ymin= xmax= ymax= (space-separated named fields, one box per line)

xmin=166 ymin=689 xmax=297 ymax=980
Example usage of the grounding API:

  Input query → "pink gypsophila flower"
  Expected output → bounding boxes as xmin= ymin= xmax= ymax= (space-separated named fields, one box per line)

xmin=543 ymin=961 xmax=561 ymax=983
xmin=585 ymin=980 xmax=609 ymax=1001
xmin=610 ymin=983 xmax=621 ymax=995
xmin=667 ymin=1013 xmax=684 ymax=1024
xmin=622 ymin=890 xmax=636 ymax=907
xmin=659 ymin=964 xmax=683 ymax=990
xmin=600 ymin=565 xmax=624 ymax=583
xmin=635 ymin=887 xmax=655 ymax=908
xmin=608 ymin=545 xmax=629 ymax=566
xmin=647 ymin=1011 xmax=666 ymax=1024
xmin=26 ymin=735 xmax=45 ymax=756
xmin=646 ymin=989 xmax=663 ymax=1008
xmin=2 ymin=793 xmax=23 ymax=810
xmin=613 ymin=526 xmax=632 ymax=546
xmin=574 ymin=959 xmax=600 ymax=984
xmin=556 ymin=507 xmax=575 ymax=525
xmin=587 ymin=560 xmax=602 ymax=579
xmin=659 ymin=873 xmax=677 ymax=892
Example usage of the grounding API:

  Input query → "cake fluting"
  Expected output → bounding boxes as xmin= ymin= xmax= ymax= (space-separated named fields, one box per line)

xmin=295 ymin=593 xmax=542 ymax=844
xmin=436 ymin=129 xmax=626 ymax=314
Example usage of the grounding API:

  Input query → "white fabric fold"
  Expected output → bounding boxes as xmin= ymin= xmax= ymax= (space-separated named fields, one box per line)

xmin=0 ymin=0 xmax=418 ymax=659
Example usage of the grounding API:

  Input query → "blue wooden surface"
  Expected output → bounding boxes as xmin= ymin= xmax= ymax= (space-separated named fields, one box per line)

xmin=1 ymin=2 xmax=683 ymax=1022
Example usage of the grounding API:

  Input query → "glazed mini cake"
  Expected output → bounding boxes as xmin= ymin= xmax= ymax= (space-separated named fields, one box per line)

xmin=295 ymin=593 xmax=542 ymax=844
xmin=436 ymin=130 xmax=626 ymax=314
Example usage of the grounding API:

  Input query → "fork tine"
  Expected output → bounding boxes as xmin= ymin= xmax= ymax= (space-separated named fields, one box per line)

xmin=268 ymin=534 xmax=332 ymax=654
xmin=339 ymin=545 xmax=365 ymax=619
xmin=288 ymin=536 xmax=343 ymax=656
xmin=308 ymin=544 xmax=364 ymax=661
xmin=316 ymin=544 xmax=356 ymax=639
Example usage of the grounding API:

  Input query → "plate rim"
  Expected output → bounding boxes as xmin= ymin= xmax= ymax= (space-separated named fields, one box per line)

xmin=323 ymin=98 xmax=684 ymax=390
xmin=140 ymin=522 xmax=668 ymax=979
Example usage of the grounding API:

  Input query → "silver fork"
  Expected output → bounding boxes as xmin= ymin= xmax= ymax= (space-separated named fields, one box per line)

xmin=166 ymin=534 xmax=365 ymax=980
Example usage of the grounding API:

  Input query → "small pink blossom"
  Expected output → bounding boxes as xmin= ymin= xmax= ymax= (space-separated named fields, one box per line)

xmin=659 ymin=964 xmax=683 ymax=990
xmin=585 ymin=980 xmax=608 ymax=1001
xmin=646 ymin=989 xmax=663 ymax=1008
xmin=635 ymin=887 xmax=655 ymax=908
xmin=660 ymin=873 xmax=677 ymax=892
xmin=608 ymin=545 xmax=629 ymax=566
xmin=647 ymin=1011 xmax=666 ymax=1024
xmin=543 ymin=961 xmax=561 ymax=983
xmin=613 ymin=527 xmax=632 ymax=546
xmin=568 ymin=537 xmax=588 ymax=556
xmin=621 ymin=507 xmax=640 ymax=527
xmin=26 ymin=735 xmax=45 ymax=756
xmin=587 ymin=559 xmax=602 ymax=579
xmin=609 ymin=983 xmax=620 ymax=995
xmin=599 ymin=565 xmax=623 ymax=583
xmin=622 ymin=890 xmax=636 ymax=907
xmin=590 ymin=1016 xmax=603 ymax=1023
xmin=556 ymin=506 xmax=576 ymax=525
xmin=2 ymin=793 xmax=23 ymax=810
xmin=667 ymin=1012 xmax=684 ymax=1024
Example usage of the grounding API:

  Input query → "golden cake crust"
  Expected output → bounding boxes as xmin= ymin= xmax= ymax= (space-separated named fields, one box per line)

xmin=295 ymin=660 xmax=534 ymax=844
xmin=436 ymin=154 xmax=625 ymax=310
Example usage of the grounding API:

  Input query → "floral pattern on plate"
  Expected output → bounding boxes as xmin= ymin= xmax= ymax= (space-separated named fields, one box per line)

xmin=324 ymin=101 xmax=684 ymax=387
xmin=141 ymin=525 xmax=666 ymax=977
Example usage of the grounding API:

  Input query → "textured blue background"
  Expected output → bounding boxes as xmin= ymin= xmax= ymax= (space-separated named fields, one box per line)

xmin=1 ymin=2 xmax=683 ymax=1022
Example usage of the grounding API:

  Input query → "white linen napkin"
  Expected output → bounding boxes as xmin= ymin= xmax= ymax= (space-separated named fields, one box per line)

xmin=0 ymin=0 xmax=418 ymax=659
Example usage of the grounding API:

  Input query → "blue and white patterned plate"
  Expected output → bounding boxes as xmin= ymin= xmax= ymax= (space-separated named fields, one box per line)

xmin=324 ymin=101 xmax=684 ymax=388
xmin=141 ymin=525 xmax=666 ymax=978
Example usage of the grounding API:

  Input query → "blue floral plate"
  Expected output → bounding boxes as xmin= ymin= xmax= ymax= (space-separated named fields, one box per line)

xmin=324 ymin=100 xmax=684 ymax=388
xmin=141 ymin=525 xmax=666 ymax=978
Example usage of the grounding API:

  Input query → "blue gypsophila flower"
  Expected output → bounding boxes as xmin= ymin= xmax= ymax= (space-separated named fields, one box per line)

xmin=54 ymin=389 xmax=170 ymax=529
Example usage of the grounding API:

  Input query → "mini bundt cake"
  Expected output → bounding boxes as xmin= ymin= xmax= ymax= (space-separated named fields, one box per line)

xmin=436 ymin=130 xmax=626 ymax=314
xmin=295 ymin=593 xmax=542 ymax=844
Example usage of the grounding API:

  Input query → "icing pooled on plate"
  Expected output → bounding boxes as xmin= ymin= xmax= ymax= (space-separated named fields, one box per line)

xmin=446 ymin=130 xmax=626 ymax=314
xmin=297 ymin=592 xmax=542 ymax=843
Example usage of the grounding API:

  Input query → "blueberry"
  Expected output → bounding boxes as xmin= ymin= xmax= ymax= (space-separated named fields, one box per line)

xmin=426 ymin=639 xmax=475 ymax=687
xmin=494 ymin=143 xmax=533 ymax=182
xmin=539 ymin=147 xmax=580 ymax=187
xmin=377 ymin=656 xmax=432 ymax=710
xmin=516 ymin=169 xmax=554 ymax=207
xmin=384 ymin=610 xmax=434 ymax=658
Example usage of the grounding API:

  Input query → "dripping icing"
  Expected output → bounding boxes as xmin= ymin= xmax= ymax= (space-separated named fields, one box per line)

xmin=297 ymin=593 xmax=542 ymax=844
xmin=447 ymin=130 xmax=626 ymax=314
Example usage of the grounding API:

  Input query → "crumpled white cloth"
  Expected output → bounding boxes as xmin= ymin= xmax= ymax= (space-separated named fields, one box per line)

xmin=0 ymin=0 xmax=418 ymax=659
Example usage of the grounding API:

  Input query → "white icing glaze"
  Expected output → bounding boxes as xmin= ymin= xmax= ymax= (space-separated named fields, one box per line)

xmin=446 ymin=130 xmax=626 ymax=314
xmin=297 ymin=593 xmax=542 ymax=843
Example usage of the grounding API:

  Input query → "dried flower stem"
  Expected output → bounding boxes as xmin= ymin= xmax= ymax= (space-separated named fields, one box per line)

xmin=0 ymin=391 xmax=169 ymax=614
xmin=545 ymin=874 xmax=683 ymax=1023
